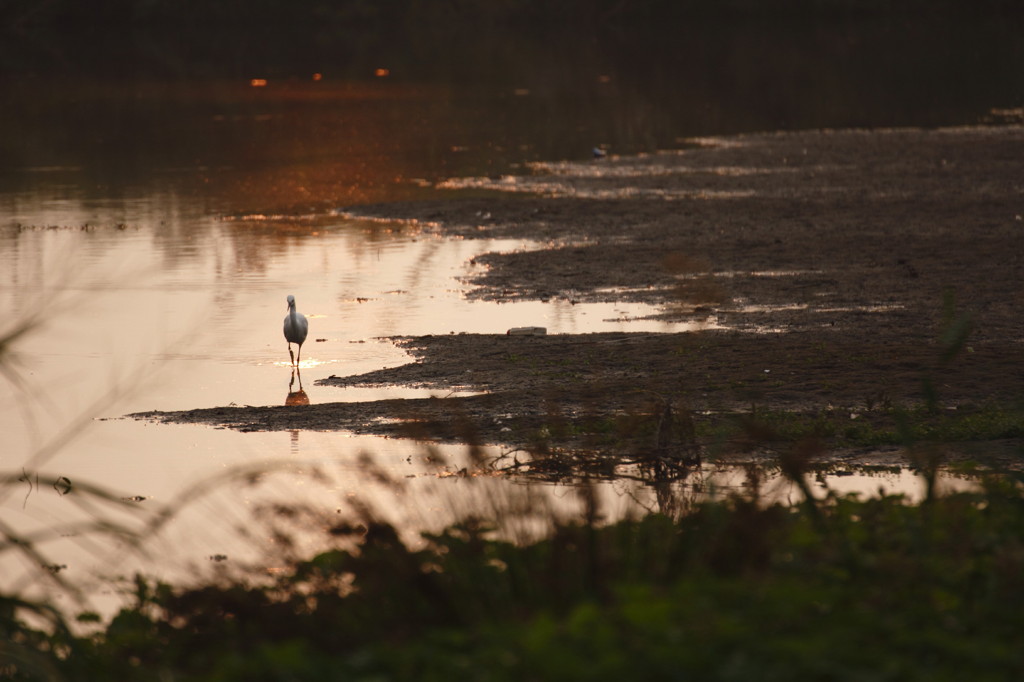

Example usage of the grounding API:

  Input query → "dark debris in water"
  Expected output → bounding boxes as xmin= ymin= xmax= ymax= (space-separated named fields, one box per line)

xmin=53 ymin=476 xmax=72 ymax=496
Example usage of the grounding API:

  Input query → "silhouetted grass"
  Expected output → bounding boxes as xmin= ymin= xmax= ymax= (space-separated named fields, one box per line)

xmin=4 ymin=468 xmax=1019 ymax=681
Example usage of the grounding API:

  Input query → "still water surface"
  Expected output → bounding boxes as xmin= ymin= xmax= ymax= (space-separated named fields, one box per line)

xmin=1 ymin=23 xmax=1016 ymax=602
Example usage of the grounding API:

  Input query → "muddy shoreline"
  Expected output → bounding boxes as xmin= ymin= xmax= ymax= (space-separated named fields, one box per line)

xmin=132 ymin=126 xmax=1024 ymax=469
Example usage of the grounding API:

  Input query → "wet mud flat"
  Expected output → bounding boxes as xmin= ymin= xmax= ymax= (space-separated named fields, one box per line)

xmin=134 ymin=125 xmax=1024 ymax=469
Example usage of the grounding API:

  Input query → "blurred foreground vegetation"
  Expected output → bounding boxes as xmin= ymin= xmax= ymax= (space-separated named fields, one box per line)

xmin=4 ymin=468 xmax=1024 ymax=680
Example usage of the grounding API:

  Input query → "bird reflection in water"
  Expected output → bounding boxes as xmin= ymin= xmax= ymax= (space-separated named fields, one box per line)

xmin=286 ymin=367 xmax=309 ymax=406
xmin=286 ymin=367 xmax=307 ymax=456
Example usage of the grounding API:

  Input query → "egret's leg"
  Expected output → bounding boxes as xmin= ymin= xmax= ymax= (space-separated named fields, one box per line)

xmin=296 ymin=344 xmax=302 ymax=366
xmin=288 ymin=344 xmax=295 ymax=366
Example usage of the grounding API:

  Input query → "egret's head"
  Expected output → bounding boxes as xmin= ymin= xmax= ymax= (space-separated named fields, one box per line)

xmin=287 ymin=294 xmax=296 ymax=308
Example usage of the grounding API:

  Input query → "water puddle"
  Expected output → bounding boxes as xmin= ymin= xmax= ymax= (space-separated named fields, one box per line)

xmin=437 ymin=173 xmax=757 ymax=200
xmin=711 ymin=269 xmax=825 ymax=279
xmin=432 ymin=149 xmax=818 ymax=200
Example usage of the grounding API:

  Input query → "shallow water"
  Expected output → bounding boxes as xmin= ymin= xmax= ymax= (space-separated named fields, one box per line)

xmin=0 ymin=202 xmax=976 ymax=607
xmin=2 ymin=20 xmax=1019 ymax=605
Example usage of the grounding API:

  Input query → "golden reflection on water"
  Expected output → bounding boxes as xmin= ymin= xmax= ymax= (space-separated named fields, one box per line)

xmin=2 ymin=76 xmax=479 ymax=221
xmin=286 ymin=368 xmax=308 ymax=405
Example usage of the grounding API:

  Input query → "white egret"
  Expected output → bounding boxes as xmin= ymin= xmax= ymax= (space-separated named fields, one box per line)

xmin=283 ymin=294 xmax=309 ymax=366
